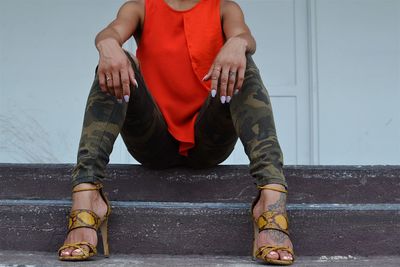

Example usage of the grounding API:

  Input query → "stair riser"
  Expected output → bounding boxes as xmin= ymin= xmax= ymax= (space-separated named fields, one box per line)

xmin=1 ymin=164 xmax=399 ymax=203
xmin=1 ymin=204 xmax=399 ymax=256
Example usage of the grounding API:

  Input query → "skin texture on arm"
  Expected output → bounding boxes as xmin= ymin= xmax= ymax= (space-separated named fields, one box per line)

xmin=95 ymin=0 xmax=144 ymax=103
xmin=203 ymin=0 xmax=256 ymax=103
xmin=221 ymin=0 xmax=256 ymax=54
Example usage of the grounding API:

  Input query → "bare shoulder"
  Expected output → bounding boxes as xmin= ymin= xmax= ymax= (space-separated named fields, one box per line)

xmin=220 ymin=0 xmax=243 ymax=18
xmin=123 ymin=0 xmax=144 ymax=9
xmin=119 ymin=0 xmax=145 ymax=20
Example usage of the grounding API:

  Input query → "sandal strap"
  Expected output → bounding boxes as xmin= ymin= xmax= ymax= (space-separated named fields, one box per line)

xmin=256 ymin=245 xmax=294 ymax=260
xmin=72 ymin=183 xmax=112 ymax=218
xmin=58 ymin=241 xmax=97 ymax=257
xmin=257 ymin=210 xmax=290 ymax=235
xmin=72 ymin=183 xmax=103 ymax=193
xmin=257 ymin=185 xmax=287 ymax=194
xmin=68 ymin=209 xmax=101 ymax=232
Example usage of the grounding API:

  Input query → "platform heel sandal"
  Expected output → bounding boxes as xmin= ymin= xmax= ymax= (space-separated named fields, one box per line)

xmin=58 ymin=183 xmax=111 ymax=261
xmin=251 ymin=185 xmax=295 ymax=265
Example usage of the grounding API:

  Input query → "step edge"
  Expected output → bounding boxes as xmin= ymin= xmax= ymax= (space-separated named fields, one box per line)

xmin=1 ymin=163 xmax=400 ymax=170
xmin=1 ymin=199 xmax=400 ymax=211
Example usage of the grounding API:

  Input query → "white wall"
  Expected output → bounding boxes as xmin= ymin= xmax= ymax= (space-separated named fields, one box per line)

xmin=312 ymin=0 xmax=400 ymax=164
xmin=0 ymin=0 xmax=125 ymax=163
xmin=0 ymin=0 xmax=399 ymax=165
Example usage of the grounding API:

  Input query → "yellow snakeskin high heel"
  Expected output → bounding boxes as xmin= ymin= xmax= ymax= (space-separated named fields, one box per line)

xmin=251 ymin=185 xmax=295 ymax=265
xmin=58 ymin=183 xmax=111 ymax=261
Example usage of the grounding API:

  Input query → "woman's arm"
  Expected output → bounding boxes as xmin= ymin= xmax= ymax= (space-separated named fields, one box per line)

xmin=221 ymin=0 xmax=256 ymax=55
xmin=95 ymin=0 xmax=143 ymax=103
xmin=204 ymin=0 xmax=256 ymax=103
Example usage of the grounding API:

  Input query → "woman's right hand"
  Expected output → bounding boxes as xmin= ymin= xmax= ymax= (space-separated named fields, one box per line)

xmin=96 ymin=38 xmax=138 ymax=103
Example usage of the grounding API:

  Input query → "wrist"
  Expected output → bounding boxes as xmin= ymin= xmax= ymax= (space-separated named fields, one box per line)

xmin=227 ymin=36 xmax=248 ymax=52
xmin=96 ymin=38 xmax=121 ymax=53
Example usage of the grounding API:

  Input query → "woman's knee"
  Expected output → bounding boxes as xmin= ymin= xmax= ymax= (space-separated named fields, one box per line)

xmin=123 ymin=49 xmax=140 ymax=70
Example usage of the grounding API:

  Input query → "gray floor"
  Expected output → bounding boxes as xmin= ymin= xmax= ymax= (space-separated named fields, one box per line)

xmin=0 ymin=251 xmax=399 ymax=267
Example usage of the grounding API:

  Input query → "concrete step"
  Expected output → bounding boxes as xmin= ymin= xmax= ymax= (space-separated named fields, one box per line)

xmin=0 ymin=251 xmax=400 ymax=267
xmin=0 ymin=164 xmax=399 ymax=257
xmin=1 ymin=200 xmax=399 ymax=256
xmin=1 ymin=164 xmax=399 ymax=203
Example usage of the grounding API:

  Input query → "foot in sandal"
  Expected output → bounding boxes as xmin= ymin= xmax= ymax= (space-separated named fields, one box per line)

xmin=58 ymin=183 xmax=110 ymax=260
xmin=252 ymin=184 xmax=294 ymax=265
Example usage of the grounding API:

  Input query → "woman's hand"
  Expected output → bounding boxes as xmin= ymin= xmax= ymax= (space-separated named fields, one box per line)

xmin=203 ymin=37 xmax=247 ymax=103
xmin=96 ymin=38 xmax=138 ymax=103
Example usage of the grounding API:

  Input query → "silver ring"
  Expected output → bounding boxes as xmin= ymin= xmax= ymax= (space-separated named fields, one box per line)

xmin=229 ymin=71 xmax=236 ymax=77
xmin=106 ymin=76 xmax=112 ymax=81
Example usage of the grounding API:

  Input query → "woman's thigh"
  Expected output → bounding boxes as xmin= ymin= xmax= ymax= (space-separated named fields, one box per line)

xmin=185 ymin=91 xmax=238 ymax=169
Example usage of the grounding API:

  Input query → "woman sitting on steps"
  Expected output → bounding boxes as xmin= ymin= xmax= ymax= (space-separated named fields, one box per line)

xmin=58 ymin=0 xmax=295 ymax=265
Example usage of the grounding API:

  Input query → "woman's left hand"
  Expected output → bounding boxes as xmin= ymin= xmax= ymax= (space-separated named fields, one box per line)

xmin=203 ymin=37 xmax=247 ymax=103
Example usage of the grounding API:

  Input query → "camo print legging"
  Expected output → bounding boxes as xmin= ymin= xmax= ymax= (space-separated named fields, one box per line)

xmin=71 ymin=52 xmax=288 ymax=190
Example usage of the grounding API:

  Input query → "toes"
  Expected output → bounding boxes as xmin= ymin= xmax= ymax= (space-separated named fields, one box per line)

xmin=71 ymin=248 xmax=84 ymax=256
xmin=266 ymin=251 xmax=279 ymax=260
xmin=278 ymin=250 xmax=293 ymax=261
xmin=60 ymin=249 xmax=71 ymax=257
xmin=60 ymin=247 xmax=75 ymax=257
xmin=71 ymin=245 xmax=90 ymax=256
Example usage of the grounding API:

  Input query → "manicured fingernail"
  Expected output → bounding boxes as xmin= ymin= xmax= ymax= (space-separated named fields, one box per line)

xmin=211 ymin=89 xmax=217 ymax=98
xmin=202 ymin=75 xmax=207 ymax=81
xmin=234 ymin=89 xmax=239 ymax=95
xmin=220 ymin=96 xmax=226 ymax=104
xmin=124 ymin=95 xmax=130 ymax=103
xmin=134 ymin=79 xmax=138 ymax=88
xmin=117 ymin=99 xmax=123 ymax=104
xmin=226 ymin=96 xmax=231 ymax=103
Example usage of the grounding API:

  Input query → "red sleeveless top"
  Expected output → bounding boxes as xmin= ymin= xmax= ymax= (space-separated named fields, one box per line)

xmin=136 ymin=0 xmax=224 ymax=156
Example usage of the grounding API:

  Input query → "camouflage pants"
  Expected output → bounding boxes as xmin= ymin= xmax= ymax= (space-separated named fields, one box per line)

xmin=72 ymin=52 xmax=288 ymax=189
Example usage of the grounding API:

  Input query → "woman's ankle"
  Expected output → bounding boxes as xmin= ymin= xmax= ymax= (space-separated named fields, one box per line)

xmin=71 ymin=184 xmax=106 ymax=213
xmin=253 ymin=185 xmax=287 ymax=219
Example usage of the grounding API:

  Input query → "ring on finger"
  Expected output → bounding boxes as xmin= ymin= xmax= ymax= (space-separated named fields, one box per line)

xmin=106 ymin=75 xmax=112 ymax=81
xmin=229 ymin=71 xmax=236 ymax=77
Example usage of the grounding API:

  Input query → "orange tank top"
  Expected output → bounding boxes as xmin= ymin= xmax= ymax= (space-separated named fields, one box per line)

xmin=136 ymin=0 xmax=224 ymax=156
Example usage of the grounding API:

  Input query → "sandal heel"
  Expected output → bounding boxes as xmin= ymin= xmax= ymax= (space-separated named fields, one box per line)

xmin=100 ymin=219 xmax=110 ymax=257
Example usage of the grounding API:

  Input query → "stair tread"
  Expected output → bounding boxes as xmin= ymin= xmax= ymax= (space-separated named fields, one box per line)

xmin=1 ymin=164 xmax=399 ymax=203
xmin=1 ymin=202 xmax=399 ymax=256
xmin=0 ymin=251 xmax=400 ymax=267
